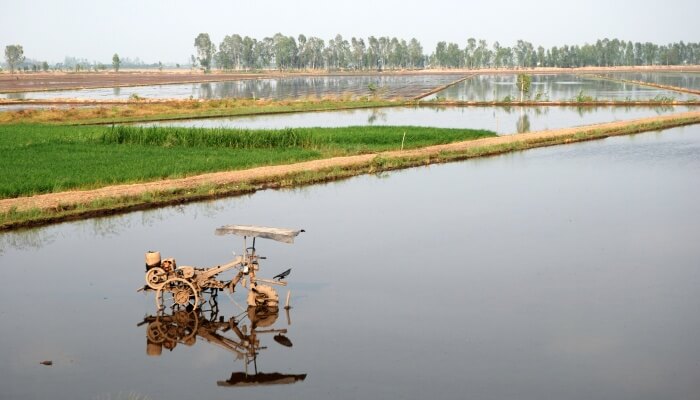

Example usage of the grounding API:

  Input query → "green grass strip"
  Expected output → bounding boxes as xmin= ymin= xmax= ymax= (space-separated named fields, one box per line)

xmin=0 ymin=124 xmax=494 ymax=198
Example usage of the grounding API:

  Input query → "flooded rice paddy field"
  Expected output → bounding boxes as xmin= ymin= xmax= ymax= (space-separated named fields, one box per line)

xmin=145 ymin=105 xmax=687 ymax=135
xmin=426 ymin=74 xmax=697 ymax=102
xmin=0 ymin=74 xmax=464 ymax=101
xmin=2 ymin=73 xmax=697 ymax=105
xmin=1 ymin=124 xmax=699 ymax=400
xmin=600 ymin=72 xmax=700 ymax=91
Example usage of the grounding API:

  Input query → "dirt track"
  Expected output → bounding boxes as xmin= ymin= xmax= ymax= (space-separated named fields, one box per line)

xmin=2 ymin=66 xmax=698 ymax=93
xmin=2 ymin=110 xmax=699 ymax=214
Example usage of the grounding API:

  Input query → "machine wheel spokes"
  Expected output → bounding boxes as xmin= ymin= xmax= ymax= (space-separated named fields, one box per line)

xmin=156 ymin=278 xmax=200 ymax=311
xmin=158 ymin=309 xmax=199 ymax=343
xmin=145 ymin=267 xmax=168 ymax=290
xmin=146 ymin=321 xmax=166 ymax=344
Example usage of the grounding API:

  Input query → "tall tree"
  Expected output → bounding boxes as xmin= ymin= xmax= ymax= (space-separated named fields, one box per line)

xmin=516 ymin=74 xmax=532 ymax=101
xmin=367 ymin=36 xmax=380 ymax=69
xmin=474 ymin=40 xmax=488 ymax=68
xmin=194 ymin=33 xmax=215 ymax=71
xmin=434 ymin=42 xmax=447 ymax=67
xmin=465 ymin=38 xmax=476 ymax=68
xmin=536 ymin=46 xmax=545 ymax=67
xmin=272 ymin=33 xmax=298 ymax=70
xmin=351 ymin=37 xmax=366 ymax=69
xmin=407 ymin=38 xmax=423 ymax=69
xmin=445 ymin=43 xmax=462 ymax=68
xmin=241 ymin=36 xmax=257 ymax=70
xmin=112 ymin=53 xmax=120 ymax=72
xmin=5 ymin=45 xmax=25 ymax=73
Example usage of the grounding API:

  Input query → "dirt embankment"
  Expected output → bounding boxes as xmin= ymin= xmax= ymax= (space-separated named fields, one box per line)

xmin=2 ymin=111 xmax=699 ymax=216
xmin=2 ymin=66 xmax=699 ymax=93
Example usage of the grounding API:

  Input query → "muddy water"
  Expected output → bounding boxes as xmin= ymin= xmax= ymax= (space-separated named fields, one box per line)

xmin=0 ymin=75 xmax=464 ymax=101
xmin=1 ymin=125 xmax=700 ymax=400
xmin=144 ymin=105 xmax=687 ymax=135
xmin=427 ymin=74 xmax=698 ymax=101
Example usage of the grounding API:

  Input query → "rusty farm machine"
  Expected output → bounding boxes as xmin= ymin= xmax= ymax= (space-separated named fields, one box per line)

xmin=142 ymin=225 xmax=304 ymax=311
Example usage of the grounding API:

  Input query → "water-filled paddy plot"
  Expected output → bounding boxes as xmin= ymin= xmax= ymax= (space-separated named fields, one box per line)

xmin=1 ymin=71 xmax=700 ymax=399
xmin=601 ymin=71 xmax=700 ymax=91
xmin=425 ymin=73 xmax=697 ymax=101
xmin=1 ymin=125 xmax=699 ymax=399
xmin=0 ymin=74 xmax=464 ymax=101
xmin=145 ymin=104 xmax=686 ymax=135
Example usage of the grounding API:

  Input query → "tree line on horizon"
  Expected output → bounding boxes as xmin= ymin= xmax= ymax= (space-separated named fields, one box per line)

xmin=193 ymin=33 xmax=700 ymax=71
xmin=4 ymin=36 xmax=700 ymax=74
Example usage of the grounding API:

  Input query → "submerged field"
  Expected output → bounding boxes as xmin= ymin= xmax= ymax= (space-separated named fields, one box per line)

xmin=1 ymin=71 xmax=698 ymax=229
xmin=0 ymin=124 xmax=495 ymax=198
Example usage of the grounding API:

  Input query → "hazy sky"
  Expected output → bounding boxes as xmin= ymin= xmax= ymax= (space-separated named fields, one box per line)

xmin=1 ymin=0 xmax=698 ymax=64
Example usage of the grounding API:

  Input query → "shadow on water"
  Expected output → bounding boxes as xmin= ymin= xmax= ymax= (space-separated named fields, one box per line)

xmin=137 ymin=224 xmax=307 ymax=388
xmin=139 ymin=301 xmax=306 ymax=388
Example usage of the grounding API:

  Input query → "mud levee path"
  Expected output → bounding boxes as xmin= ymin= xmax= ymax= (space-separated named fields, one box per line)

xmin=1 ymin=111 xmax=699 ymax=215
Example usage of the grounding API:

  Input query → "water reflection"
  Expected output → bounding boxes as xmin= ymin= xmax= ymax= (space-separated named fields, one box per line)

xmin=146 ymin=105 xmax=684 ymax=135
xmin=367 ymin=108 xmax=388 ymax=124
xmin=601 ymin=72 xmax=700 ymax=91
xmin=1 ymin=126 xmax=699 ymax=399
xmin=0 ymin=200 xmax=238 ymax=255
xmin=0 ymin=228 xmax=57 ymax=255
xmin=140 ymin=302 xmax=306 ymax=388
xmin=139 ymin=224 xmax=308 ymax=388
xmin=429 ymin=74 xmax=696 ymax=101
xmin=0 ymin=75 xmax=464 ymax=101
xmin=516 ymin=112 xmax=531 ymax=133
xmin=200 ymin=82 xmax=213 ymax=99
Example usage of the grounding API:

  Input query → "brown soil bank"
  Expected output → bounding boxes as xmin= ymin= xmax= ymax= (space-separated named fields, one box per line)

xmin=1 ymin=111 xmax=699 ymax=231
xmin=2 ymin=66 xmax=699 ymax=93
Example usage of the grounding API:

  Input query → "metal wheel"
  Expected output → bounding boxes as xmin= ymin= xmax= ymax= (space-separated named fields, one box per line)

xmin=247 ymin=284 xmax=279 ymax=308
xmin=160 ymin=309 xmax=199 ymax=343
xmin=146 ymin=267 xmax=168 ymax=290
xmin=156 ymin=278 xmax=200 ymax=311
xmin=146 ymin=321 xmax=166 ymax=344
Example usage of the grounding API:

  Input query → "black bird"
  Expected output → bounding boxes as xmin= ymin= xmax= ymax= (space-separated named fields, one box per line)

xmin=274 ymin=333 xmax=293 ymax=347
xmin=273 ymin=268 xmax=291 ymax=281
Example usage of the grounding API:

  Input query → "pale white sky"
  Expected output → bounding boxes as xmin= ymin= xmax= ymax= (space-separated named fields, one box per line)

xmin=1 ymin=0 xmax=698 ymax=64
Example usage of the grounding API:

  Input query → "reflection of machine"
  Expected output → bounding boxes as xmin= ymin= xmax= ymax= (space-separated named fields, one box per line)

xmin=142 ymin=225 xmax=304 ymax=311
xmin=138 ymin=301 xmax=307 ymax=387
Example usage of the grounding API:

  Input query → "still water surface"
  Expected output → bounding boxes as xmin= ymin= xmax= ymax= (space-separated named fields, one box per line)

xmin=1 ymin=125 xmax=699 ymax=400
xmin=427 ymin=74 xmax=697 ymax=101
xmin=145 ymin=105 xmax=685 ymax=135
xmin=601 ymin=72 xmax=700 ymax=91
xmin=0 ymin=75 xmax=463 ymax=101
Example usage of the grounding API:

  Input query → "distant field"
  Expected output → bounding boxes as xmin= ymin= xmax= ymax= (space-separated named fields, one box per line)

xmin=0 ymin=124 xmax=495 ymax=198
xmin=2 ymin=66 xmax=698 ymax=93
